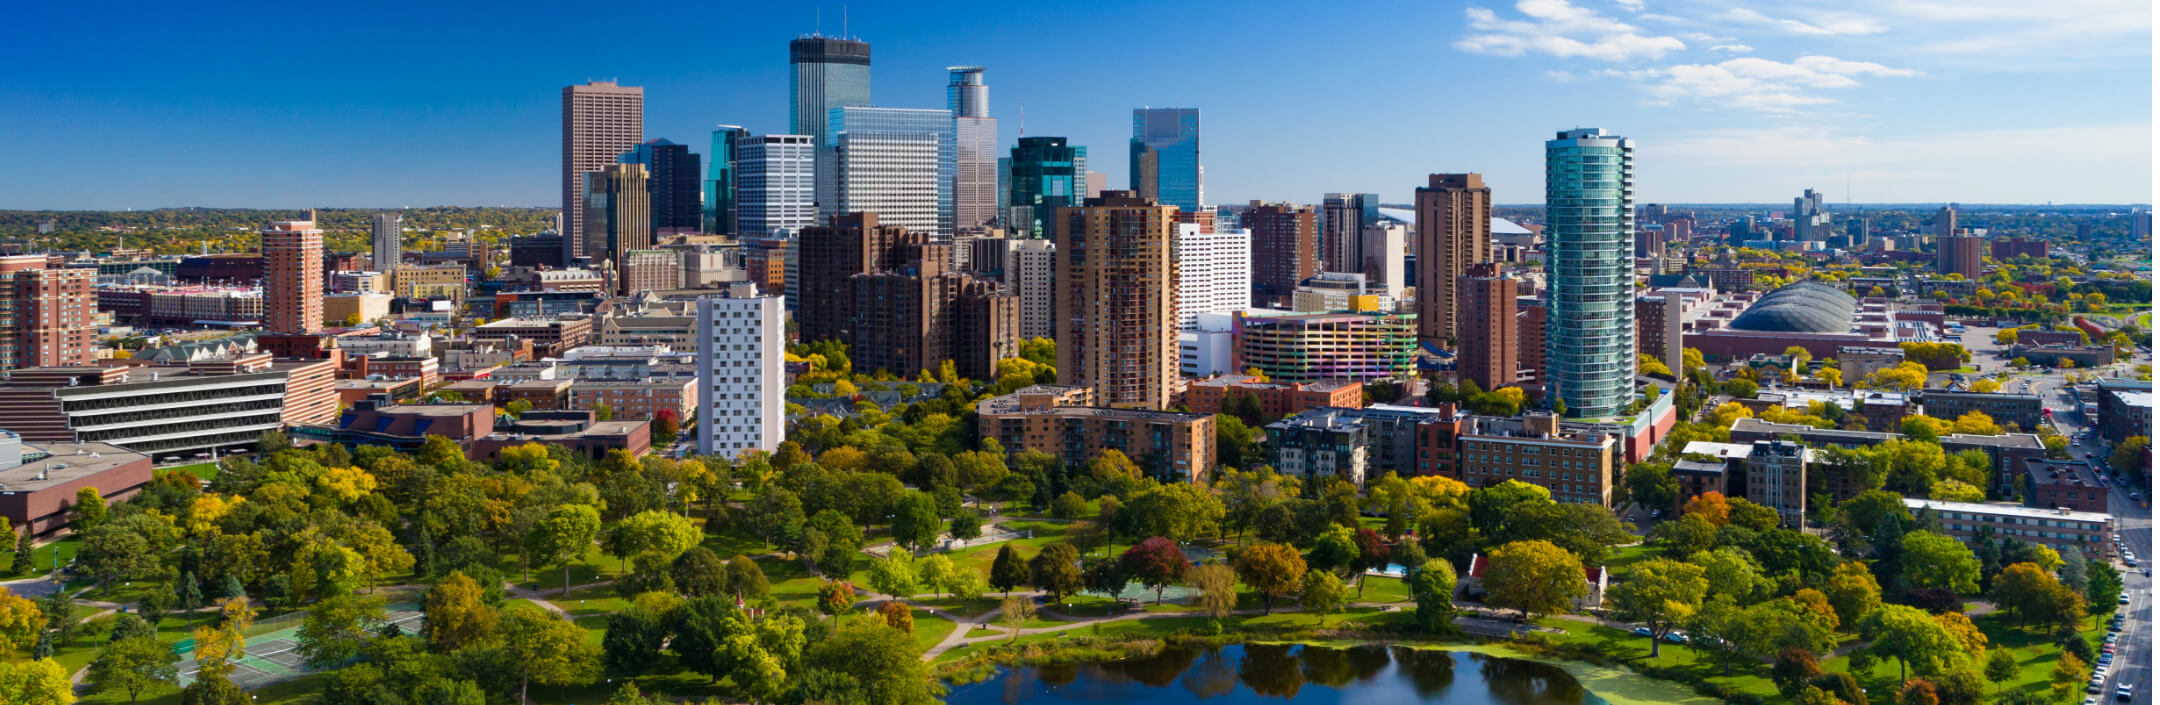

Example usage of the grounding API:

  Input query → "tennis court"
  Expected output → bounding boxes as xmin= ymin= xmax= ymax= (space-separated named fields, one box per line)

xmin=177 ymin=602 xmax=424 ymax=689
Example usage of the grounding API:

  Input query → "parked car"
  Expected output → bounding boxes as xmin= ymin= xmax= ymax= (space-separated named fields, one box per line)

xmin=1633 ymin=627 xmax=1654 ymax=637
xmin=2116 ymin=685 xmax=2134 ymax=702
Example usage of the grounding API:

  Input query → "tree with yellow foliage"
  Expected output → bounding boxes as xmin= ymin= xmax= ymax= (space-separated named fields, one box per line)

xmin=1815 ymin=365 xmax=1842 ymax=388
xmin=1863 ymin=362 xmax=1929 ymax=391
xmin=0 ymin=588 xmax=41 ymax=655
xmin=1950 ymin=410 xmax=2003 ymax=436
xmin=1710 ymin=401 xmax=1754 ymax=429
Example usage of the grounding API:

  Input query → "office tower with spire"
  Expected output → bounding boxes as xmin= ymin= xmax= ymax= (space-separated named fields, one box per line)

xmin=825 ymin=107 xmax=954 ymax=238
xmin=584 ymin=163 xmax=652 ymax=294
xmin=706 ymin=125 xmax=749 ymax=235
xmin=1129 ymin=108 xmax=1201 ymax=212
xmin=1414 ymin=173 xmax=1491 ymax=345
xmin=792 ymin=36 xmax=871 ymax=214
xmin=562 ymin=81 xmax=645 ymax=258
xmin=948 ymin=67 xmax=999 ymax=230
xmin=620 ymin=138 xmax=701 ymax=236
xmin=1321 ymin=193 xmax=1380 ymax=273
xmin=1005 ymin=137 xmax=1087 ymax=238
xmin=264 ymin=213 xmax=325 ymax=334
xmin=371 ymin=212 xmax=401 ymax=272
xmin=1055 ymin=191 xmax=1180 ymax=410
xmin=1544 ymin=128 xmax=1635 ymax=418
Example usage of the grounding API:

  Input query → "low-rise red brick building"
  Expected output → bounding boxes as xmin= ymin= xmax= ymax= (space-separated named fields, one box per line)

xmin=1184 ymin=375 xmax=1362 ymax=418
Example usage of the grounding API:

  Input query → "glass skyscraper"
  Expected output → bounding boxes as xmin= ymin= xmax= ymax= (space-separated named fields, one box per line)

xmin=826 ymin=107 xmax=954 ymax=237
xmin=1321 ymin=192 xmax=1381 ymax=273
xmin=1129 ymin=108 xmax=1200 ymax=211
xmin=791 ymin=36 xmax=870 ymax=214
xmin=1544 ymin=128 xmax=1636 ymax=418
xmin=705 ymin=125 xmax=749 ymax=235
xmin=1005 ymin=137 xmax=1087 ymax=239
xmin=618 ymin=138 xmax=701 ymax=236
xmin=947 ymin=67 xmax=998 ymax=229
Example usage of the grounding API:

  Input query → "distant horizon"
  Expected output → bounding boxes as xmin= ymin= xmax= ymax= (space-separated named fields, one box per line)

xmin=1 ymin=1 xmax=2147 ymax=208
xmin=3 ymin=201 xmax=2151 ymax=214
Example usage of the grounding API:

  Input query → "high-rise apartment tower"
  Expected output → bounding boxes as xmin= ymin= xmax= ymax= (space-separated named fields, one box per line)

xmin=561 ymin=81 xmax=645 ymax=257
xmin=1414 ymin=173 xmax=1491 ymax=345
xmin=1544 ymin=129 xmax=1635 ymax=418
xmin=1055 ymin=191 xmax=1180 ymax=409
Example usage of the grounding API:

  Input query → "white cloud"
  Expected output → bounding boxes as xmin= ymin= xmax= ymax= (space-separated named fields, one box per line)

xmin=1715 ymin=7 xmax=1887 ymax=36
xmin=1649 ymin=123 xmax=2151 ymax=202
xmin=1633 ymin=55 xmax=1917 ymax=112
xmin=1880 ymin=0 xmax=2150 ymax=58
xmin=1456 ymin=0 xmax=1687 ymax=62
xmin=1708 ymin=44 xmax=1753 ymax=53
xmin=1612 ymin=0 xmax=1644 ymax=10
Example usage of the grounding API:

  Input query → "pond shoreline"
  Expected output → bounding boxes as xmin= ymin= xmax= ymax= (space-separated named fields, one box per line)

xmin=938 ymin=633 xmax=1727 ymax=705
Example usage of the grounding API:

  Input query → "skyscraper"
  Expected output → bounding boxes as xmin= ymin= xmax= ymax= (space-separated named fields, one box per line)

xmin=1415 ymin=173 xmax=1492 ymax=345
xmin=1129 ymin=108 xmax=1201 ymax=212
xmin=1545 ymin=128 xmax=1635 ymax=418
xmin=1175 ymin=223 xmax=1252 ymax=329
xmin=1457 ymin=263 xmax=1518 ymax=394
xmin=371 ymin=212 xmax=401 ymax=272
xmin=1792 ymin=188 xmax=1828 ymax=242
xmin=1005 ymin=137 xmax=1087 ymax=239
xmin=1359 ymin=222 xmax=1407 ymax=299
xmin=796 ymin=213 xmax=926 ymax=344
xmin=792 ymin=36 xmax=871 ymax=214
xmin=562 ymin=81 xmax=645 ymax=258
xmin=1321 ymin=193 xmax=1381 ymax=273
xmin=620 ymin=138 xmax=702 ymax=236
xmin=947 ymin=66 xmax=988 ymax=118
xmin=1246 ymin=202 xmax=1320 ymax=307
xmin=263 ymin=213 xmax=325 ymax=334
xmin=1055 ymin=191 xmax=1180 ymax=410
xmin=948 ymin=67 xmax=999 ymax=230
xmin=697 ymin=285 xmax=784 ymax=459
xmin=1006 ymin=239 xmax=1056 ymax=340
xmin=790 ymin=36 xmax=872 ymax=148
xmin=734 ymin=134 xmax=816 ymax=239
xmin=583 ymin=163 xmax=651 ymax=294
xmin=825 ymin=107 xmax=954 ymax=238
xmin=706 ymin=125 xmax=749 ymax=235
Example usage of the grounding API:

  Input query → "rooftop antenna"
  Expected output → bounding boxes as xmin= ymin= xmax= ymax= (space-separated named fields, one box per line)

xmin=843 ymin=5 xmax=848 ymax=40
xmin=816 ymin=7 xmax=821 ymax=36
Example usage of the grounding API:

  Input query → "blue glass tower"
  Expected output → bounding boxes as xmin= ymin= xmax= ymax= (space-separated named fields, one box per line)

xmin=1130 ymin=108 xmax=1200 ymax=211
xmin=1005 ymin=137 xmax=1087 ymax=239
xmin=1544 ymin=128 xmax=1636 ymax=418
xmin=706 ymin=125 xmax=749 ymax=234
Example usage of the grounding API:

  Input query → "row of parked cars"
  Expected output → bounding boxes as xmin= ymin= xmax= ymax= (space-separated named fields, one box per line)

xmin=2085 ymin=612 xmax=2134 ymax=703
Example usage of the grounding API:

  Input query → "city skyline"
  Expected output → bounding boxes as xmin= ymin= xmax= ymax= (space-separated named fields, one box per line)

xmin=0 ymin=0 xmax=2150 ymax=209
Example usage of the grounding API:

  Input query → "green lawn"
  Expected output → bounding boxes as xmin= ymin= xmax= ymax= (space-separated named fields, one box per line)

xmin=1355 ymin=574 xmax=1411 ymax=604
xmin=18 ymin=536 xmax=81 ymax=577
xmin=165 ymin=462 xmax=220 ymax=481
xmin=1603 ymin=543 xmax=1666 ymax=579
xmin=911 ymin=609 xmax=958 ymax=652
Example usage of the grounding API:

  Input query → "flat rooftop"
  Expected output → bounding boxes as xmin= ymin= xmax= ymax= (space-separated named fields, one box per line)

xmin=0 ymin=443 xmax=149 ymax=493
xmin=1903 ymin=497 xmax=2110 ymax=525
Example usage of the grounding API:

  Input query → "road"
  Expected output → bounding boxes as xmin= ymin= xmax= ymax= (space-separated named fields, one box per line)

xmin=2041 ymin=378 xmax=2149 ymax=703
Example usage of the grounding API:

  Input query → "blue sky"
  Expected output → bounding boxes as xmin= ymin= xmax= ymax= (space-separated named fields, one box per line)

xmin=0 ymin=0 xmax=2148 ymax=209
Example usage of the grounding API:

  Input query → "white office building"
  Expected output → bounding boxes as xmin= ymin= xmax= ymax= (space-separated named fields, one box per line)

xmin=736 ymin=134 xmax=816 ymax=238
xmin=1174 ymin=224 xmax=1251 ymax=330
xmin=822 ymin=106 xmax=954 ymax=238
xmin=696 ymin=285 xmax=784 ymax=459
xmin=1006 ymin=239 xmax=1056 ymax=340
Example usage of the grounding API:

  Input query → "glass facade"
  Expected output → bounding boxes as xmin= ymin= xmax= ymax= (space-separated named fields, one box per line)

xmin=1544 ymin=128 xmax=1636 ymax=418
xmin=1129 ymin=108 xmax=1201 ymax=211
xmin=791 ymin=37 xmax=870 ymax=216
xmin=827 ymin=107 xmax=955 ymax=237
xmin=705 ymin=125 xmax=748 ymax=235
xmin=1005 ymin=137 xmax=1087 ymax=238
xmin=735 ymin=134 xmax=815 ymax=240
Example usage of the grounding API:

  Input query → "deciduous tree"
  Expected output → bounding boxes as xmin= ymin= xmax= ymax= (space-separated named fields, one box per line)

xmin=1234 ymin=543 xmax=1308 ymax=614
xmin=422 ymin=571 xmax=496 ymax=653
xmin=1481 ymin=540 xmax=1588 ymax=619
xmin=1120 ymin=537 xmax=1191 ymax=605
xmin=1608 ymin=558 xmax=1708 ymax=657
xmin=87 ymin=634 xmax=179 ymax=703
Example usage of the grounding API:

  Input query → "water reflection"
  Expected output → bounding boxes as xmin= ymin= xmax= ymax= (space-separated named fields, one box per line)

xmin=946 ymin=643 xmax=1609 ymax=704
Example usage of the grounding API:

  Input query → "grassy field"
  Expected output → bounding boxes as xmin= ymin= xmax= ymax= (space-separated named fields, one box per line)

xmin=164 ymin=461 xmax=220 ymax=481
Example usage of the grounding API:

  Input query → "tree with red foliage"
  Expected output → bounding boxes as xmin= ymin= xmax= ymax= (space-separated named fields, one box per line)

xmin=1352 ymin=528 xmax=1391 ymax=597
xmin=1120 ymin=537 xmax=1191 ymax=605
xmin=652 ymin=408 xmax=681 ymax=445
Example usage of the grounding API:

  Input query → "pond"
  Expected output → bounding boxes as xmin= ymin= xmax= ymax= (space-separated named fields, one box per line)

xmin=944 ymin=643 xmax=1611 ymax=704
